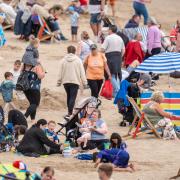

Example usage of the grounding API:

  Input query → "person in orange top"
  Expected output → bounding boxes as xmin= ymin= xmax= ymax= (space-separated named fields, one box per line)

xmin=84 ymin=44 xmax=111 ymax=98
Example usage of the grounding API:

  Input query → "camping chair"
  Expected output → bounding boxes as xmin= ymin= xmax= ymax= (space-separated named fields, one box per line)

xmin=123 ymin=96 xmax=161 ymax=139
xmin=37 ymin=15 xmax=55 ymax=42
xmin=170 ymin=168 xmax=180 ymax=179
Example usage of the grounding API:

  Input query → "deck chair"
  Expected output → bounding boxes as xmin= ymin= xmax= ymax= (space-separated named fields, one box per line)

xmin=0 ymin=12 xmax=13 ymax=30
xmin=37 ymin=15 xmax=55 ymax=42
xmin=123 ymin=96 xmax=161 ymax=139
xmin=170 ymin=168 xmax=180 ymax=179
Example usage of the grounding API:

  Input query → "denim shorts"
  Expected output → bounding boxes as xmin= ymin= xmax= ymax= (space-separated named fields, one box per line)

xmin=90 ymin=13 xmax=101 ymax=24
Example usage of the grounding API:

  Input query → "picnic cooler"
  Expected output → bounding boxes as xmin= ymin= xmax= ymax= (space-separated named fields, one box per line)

xmin=140 ymin=92 xmax=180 ymax=127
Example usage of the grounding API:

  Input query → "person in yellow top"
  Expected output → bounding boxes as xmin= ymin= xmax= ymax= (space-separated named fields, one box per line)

xmin=84 ymin=44 xmax=111 ymax=98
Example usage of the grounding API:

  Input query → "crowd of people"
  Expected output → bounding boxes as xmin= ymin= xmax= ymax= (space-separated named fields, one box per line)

xmin=0 ymin=0 xmax=180 ymax=179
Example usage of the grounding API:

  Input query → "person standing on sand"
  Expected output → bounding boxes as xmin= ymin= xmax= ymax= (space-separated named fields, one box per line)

xmin=101 ymin=25 xmax=125 ymax=98
xmin=133 ymin=0 xmax=151 ymax=25
xmin=88 ymin=0 xmax=106 ymax=42
xmin=147 ymin=17 xmax=161 ymax=57
xmin=57 ymin=45 xmax=87 ymax=116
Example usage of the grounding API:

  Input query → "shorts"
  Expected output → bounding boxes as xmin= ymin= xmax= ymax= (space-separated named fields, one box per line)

xmin=90 ymin=13 xmax=101 ymax=24
xmin=109 ymin=0 xmax=116 ymax=6
xmin=71 ymin=26 xmax=78 ymax=35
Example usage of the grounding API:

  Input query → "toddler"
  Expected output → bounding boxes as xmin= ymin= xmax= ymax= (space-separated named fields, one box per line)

xmin=77 ymin=118 xmax=94 ymax=148
xmin=0 ymin=72 xmax=16 ymax=113
xmin=68 ymin=6 xmax=79 ymax=42
xmin=44 ymin=121 xmax=59 ymax=144
xmin=22 ymin=35 xmax=40 ymax=66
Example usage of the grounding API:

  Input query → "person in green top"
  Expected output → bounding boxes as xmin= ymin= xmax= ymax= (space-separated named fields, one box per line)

xmin=143 ymin=91 xmax=180 ymax=140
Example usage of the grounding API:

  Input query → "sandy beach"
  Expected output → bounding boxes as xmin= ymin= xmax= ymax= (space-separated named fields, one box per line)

xmin=0 ymin=0 xmax=180 ymax=179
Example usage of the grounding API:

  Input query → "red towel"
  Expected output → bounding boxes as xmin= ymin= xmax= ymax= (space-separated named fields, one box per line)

xmin=124 ymin=41 xmax=145 ymax=66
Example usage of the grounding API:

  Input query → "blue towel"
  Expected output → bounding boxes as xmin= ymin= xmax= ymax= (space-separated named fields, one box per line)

xmin=114 ymin=80 xmax=130 ymax=106
xmin=0 ymin=25 xmax=6 ymax=47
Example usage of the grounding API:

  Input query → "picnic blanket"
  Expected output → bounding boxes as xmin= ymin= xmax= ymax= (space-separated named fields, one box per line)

xmin=140 ymin=92 xmax=180 ymax=127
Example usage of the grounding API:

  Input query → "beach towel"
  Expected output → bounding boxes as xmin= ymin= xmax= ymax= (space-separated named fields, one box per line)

xmin=75 ymin=153 xmax=93 ymax=160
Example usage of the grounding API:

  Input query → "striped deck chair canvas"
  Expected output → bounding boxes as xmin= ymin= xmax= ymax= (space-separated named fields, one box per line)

xmin=122 ymin=26 xmax=148 ymax=44
xmin=141 ymin=92 xmax=180 ymax=127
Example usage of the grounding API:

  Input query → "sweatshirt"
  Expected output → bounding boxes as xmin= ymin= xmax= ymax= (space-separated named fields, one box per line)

xmin=57 ymin=53 xmax=87 ymax=86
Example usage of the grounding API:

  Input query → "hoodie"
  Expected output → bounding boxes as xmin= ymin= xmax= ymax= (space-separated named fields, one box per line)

xmin=57 ymin=53 xmax=87 ymax=86
xmin=0 ymin=80 xmax=16 ymax=102
xmin=22 ymin=45 xmax=39 ymax=66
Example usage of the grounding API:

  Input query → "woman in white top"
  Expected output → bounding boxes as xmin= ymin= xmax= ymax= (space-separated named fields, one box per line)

xmin=76 ymin=31 xmax=94 ymax=62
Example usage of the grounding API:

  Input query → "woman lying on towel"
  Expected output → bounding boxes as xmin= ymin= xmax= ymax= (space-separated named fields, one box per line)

xmin=143 ymin=91 xmax=180 ymax=140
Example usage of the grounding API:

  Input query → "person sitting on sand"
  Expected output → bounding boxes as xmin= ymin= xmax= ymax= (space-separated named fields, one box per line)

xmin=44 ymin=120 xmax=59 ymax=144
xmin=17 ymin=119 xmax=62 ymax=156
xmin=98 ymin=163 xmax=113 ymax=180
xmin=85 ymin=109 xmax=109 ymax=150
xmin=110 ymin=133 xmax=127 ymax=150
xmin=143 ymin=91 xmax=180 ymax=140
xmin=77 ymin=118 xmax=93 ymax=148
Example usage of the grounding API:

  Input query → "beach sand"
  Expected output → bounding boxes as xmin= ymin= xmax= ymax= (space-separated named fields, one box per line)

xmin=0 ymin=0 xmax=180 ymax=179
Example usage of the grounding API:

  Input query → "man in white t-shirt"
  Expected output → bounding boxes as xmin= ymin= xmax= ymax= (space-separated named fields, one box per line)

xmin=88 ymin=0 xmax=105 ymax=42
xmin=101 ymin=25 xmax=125 ymax=97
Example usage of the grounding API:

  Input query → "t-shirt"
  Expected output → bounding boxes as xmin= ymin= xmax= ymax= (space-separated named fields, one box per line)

xmin=102 ymin=33 xmax=125 ymax=53
xmin=44 ymin=129 xmax=59 ymax=143
xmin=133 ymin=0 xmax=145 ymax=4
xmin=84 ymin=52 xmax=107 ymax=80
xmin=88 ymin=0 xmax=101 ymax=14
xmin=71 ymin=12 xmax=79 ymax=27
xmin=10 ymin=69 xmax=21 ymax=85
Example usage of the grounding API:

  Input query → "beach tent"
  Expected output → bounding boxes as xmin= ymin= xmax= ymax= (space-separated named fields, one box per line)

xmin=135 ymin=52 xmax=180 ymax=73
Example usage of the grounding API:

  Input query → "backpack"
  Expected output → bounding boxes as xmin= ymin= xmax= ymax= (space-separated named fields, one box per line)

xmin=16 ymin=71 xmax=31 ymax=91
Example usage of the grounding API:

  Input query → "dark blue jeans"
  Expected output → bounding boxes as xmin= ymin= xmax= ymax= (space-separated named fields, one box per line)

xmin=133 ymin=1 xmax=149 ymax=25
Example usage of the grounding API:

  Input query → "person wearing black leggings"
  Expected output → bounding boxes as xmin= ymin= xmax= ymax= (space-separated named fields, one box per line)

xmin=57 ymin=46 xmax=87 ymax=115
xmin=24 ymin=89 xmax=40 ymax=121
xmin=84 ymin=44 xmax=111 ymax=98
xmin=22 ymin=64 xmax=45 ymax=121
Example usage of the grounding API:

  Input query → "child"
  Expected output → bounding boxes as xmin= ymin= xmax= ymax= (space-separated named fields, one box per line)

xmin=68 ymin=6 xmax=79 ymax=42
xmin=0 ymin=72 xmax=16 ymax=113
xmin=0 ymin=14 xmax=6 ymax=47
xmin=10 ymin=60 xmax=25 ymax=100
xmin=98 ymin=163 xmax=113 ymax=180
xmin=44 ymin=121 xmax=59 ymax=144
xmin=10 ymin=60 xmax=21 ymax=85
xmin=22 ymin=35 xmax=40 ymax=66
xmin=77 ymin=118 xmax=94 ymax=148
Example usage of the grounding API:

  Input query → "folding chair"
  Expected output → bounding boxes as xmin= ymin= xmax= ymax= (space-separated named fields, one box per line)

xmin=0 ymin=12 xmax=13 ymax=30
xmin=37 ymin=15 xmax=55 ymax=42
xmin=123 ymin=96 xmax=161 ymax=139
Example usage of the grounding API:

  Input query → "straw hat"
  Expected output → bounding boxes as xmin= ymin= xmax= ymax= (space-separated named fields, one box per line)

xmin=147 ymin=17 xmax=158 ymax=25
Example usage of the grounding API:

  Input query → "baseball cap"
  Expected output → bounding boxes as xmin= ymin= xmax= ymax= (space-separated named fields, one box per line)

xmin=90 ymin=44 xmax=97 ymax=50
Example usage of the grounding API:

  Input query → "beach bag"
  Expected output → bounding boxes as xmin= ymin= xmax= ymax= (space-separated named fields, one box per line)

xmin=16 ymin=71 xmax=30 ymax=91
xmin=170 ymin=71 xmax=180 ymax=78
xmin=100 ymin=80 xmax=113 ymax=100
